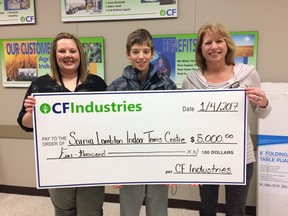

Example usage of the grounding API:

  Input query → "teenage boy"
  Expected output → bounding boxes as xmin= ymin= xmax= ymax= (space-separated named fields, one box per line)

xmin=107 ymin=28 xmax=177 ymax=216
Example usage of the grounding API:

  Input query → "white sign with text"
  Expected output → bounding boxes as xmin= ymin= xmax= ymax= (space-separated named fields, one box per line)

xmin=33 ymin=89 xmax=247 ymax=188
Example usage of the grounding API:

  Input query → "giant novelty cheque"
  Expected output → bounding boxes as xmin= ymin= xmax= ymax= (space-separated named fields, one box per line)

xmin=33 ymin=89 xmax=247 ymax=188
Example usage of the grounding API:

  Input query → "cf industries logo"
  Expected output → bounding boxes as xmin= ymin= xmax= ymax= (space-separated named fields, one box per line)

xmin=40 ymin=103 xmax=51 ymax=114
xmin=40 ymin=102 xmax=71 ymax=114
xmin=160 ymin=9 xmax=177 ymax=16
xmin=20 ymin=16 xmax=34 ymax=23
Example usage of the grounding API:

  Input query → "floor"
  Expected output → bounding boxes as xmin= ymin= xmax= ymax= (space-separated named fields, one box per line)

xmin=0 ymin=192 xmax=226 ymax=216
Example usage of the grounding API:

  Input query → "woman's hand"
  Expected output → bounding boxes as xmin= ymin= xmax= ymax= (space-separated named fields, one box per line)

xmin=246 ymin=87 xmax=269 ymax=107
xmin=24 ymin=96 xmax=36 ymax=114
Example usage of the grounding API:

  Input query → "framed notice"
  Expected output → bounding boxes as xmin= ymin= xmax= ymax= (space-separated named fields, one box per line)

xmin=0 ymin=0 xmax=35 ymax=25
xmin=0 ymin=37 xmax=105 ymax=87
xmin=152 ymin=31 xmax=258 ymax=88
xmin=32 ymin=89 xmax=247 ymax=188
xmin=61 ymin=0 xmax=177 ymax=22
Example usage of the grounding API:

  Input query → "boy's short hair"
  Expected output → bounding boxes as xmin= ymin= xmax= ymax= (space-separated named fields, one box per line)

xmin=126 ymin=29 xmax=154 ymax=53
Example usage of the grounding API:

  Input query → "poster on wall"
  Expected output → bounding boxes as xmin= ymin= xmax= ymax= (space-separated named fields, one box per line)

xmin=0 ymin=37 xmax=105 ymax=87
xmin=0 ymin=0 xmax=35 ymax=25
xmin=152 ymin=31 xmax=258 ymax=88
xmin=61 ymin=0 xmax=177 ymax=22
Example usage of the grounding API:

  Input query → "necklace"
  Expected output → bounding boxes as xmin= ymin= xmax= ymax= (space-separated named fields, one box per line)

xmin=58 ymin=72 xmax=80 ymax=91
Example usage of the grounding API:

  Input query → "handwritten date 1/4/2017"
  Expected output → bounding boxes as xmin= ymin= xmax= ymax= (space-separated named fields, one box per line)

xmin=199 ymin=101 xmax=239 ymax=112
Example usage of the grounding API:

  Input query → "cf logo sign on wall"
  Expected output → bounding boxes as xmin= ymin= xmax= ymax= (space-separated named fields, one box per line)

xmin=20 ymin=16 xmax=35 ymax=23
xmin=160 ymin=9 xmax=177 ymax=16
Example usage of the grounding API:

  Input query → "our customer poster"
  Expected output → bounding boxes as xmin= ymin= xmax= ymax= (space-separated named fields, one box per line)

xmin=0 ymin=37 xmax=105 ymax=87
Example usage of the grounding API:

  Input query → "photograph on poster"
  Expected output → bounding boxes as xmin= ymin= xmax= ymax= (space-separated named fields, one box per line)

xmin=65 ymin=0 xmax=102 ymax=15
xmin=233 ymin=34 xmax=256 ymax=64
xmin=4 ymin=0 xmax=30 ymax=10
xmin=4 ymin=40 xmax=42 ymax=82
xmin=155 ymin=54 xmax=171 ymax=77
xmin=82 ymin=42 xmax=102 ymax=75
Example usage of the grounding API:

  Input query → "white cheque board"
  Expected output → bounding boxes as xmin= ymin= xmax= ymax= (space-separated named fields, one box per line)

xmin=33 ymin=89 xmax=247 ymax=188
